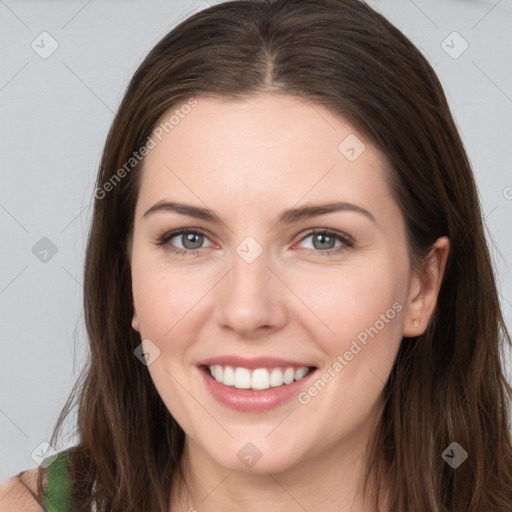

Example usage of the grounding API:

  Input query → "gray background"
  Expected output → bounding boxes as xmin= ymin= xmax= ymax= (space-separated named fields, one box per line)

xmin=1 ymin=0 xmax=511 ymax=479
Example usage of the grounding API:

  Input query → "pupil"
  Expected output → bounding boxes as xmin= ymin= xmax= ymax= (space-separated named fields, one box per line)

xmin=314 ymin=234 xmax=334 ymax=250
xmin=183 ymin=233 xmax=202 ymax=249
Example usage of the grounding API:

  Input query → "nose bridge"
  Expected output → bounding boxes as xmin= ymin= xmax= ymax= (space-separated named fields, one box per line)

xmin=215 ymin=235 xmax=285 ymax=333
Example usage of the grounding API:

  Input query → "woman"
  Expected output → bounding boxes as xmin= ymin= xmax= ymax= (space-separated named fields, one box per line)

xmin=1 ymin=0 xmax=511 ymax=510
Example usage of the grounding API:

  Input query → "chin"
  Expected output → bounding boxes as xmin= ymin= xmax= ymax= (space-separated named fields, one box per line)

xmin=203 ymin=439 xmax=302 ymax=475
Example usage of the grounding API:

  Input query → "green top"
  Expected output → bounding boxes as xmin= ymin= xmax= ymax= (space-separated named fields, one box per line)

xmin=41 ymin=451 xmax=73 ymax=512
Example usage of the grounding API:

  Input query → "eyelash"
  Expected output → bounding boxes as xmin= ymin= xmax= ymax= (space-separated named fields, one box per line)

xmin=155 ymin=227 xmax=355 ymax=257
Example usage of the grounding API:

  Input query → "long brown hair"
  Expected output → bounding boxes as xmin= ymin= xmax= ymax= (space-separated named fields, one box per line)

xmin=32 ymin=0 xmax=512 ymax=510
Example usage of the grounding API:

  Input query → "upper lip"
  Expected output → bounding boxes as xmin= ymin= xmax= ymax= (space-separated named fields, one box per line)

xmin=197 ymin=355 xmax=316 ymax=369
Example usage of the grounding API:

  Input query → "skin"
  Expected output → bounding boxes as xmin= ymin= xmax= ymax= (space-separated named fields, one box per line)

xmin=129 ymin=93 xmax=449 ymax=512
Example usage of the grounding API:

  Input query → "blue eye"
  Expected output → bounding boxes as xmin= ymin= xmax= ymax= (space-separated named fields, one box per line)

xmin=155 ymin=228 xmax=354 ymax=257
xmin=156 ymin=228 xmax=212 ymax=256
xmin=298 ymin=229 xmax=354 ymax=255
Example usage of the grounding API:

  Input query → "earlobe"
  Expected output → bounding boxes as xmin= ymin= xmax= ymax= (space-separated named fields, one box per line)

xmin=402 ymin=236 xmax=450 ymax=337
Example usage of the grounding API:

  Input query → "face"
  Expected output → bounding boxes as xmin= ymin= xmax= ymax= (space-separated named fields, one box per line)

xmin=129 ymin=93 xmax=429 ymax=474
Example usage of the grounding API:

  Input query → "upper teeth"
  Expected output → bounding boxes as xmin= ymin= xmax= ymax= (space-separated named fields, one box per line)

xmin=208 ymin=365 xmax=310 ymax=390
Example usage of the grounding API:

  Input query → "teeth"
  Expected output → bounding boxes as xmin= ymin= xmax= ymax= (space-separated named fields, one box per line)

xmin=283 ymin=367 xmax=295 ymax=384
xmin=207 ymin=365 xmax=311 ymax=390
xmin=251 ymin=368 xmax=270 ymax=390
xmin=269 ymin=368 xmax=284 ymax=387
xmin=294 ymin=367 xmax=309 ymax=380
xmin=233 ymin=367 xmax=251 ymax=389
xmin=213 ymin=365 xmax=223 ymax=383
xmin=223 ymin=365 xmax=235 ymax=386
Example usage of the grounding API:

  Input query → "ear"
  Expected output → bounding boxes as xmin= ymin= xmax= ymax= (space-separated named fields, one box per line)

xmin=402 ymin=236 xmax=450 ymax=337
xmin=131 ymin=296 xmax=140 ymax=332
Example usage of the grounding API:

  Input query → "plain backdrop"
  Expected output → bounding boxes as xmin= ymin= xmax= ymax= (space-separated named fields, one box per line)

xmin=1 ymin=0 xmax=511 ymax=480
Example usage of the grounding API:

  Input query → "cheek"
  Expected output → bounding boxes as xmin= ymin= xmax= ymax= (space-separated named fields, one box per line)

xmin=304 ymin=259 xmax=405 ymax=404
xmin=131 ymin=251 xmax=215 ymax=342
xmin=131 ymin=258 xmax=205 ymax=427
xmin=291 ymin=257 xmax=405 ymax=347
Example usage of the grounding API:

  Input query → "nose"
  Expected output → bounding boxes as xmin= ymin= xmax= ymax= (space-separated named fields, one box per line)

xmin=215 ymin=246 xmax=288 ymax=338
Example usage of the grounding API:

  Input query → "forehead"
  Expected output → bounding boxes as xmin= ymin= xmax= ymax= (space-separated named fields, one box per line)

xmin=136 ymin=93 xmax=394 ymax=219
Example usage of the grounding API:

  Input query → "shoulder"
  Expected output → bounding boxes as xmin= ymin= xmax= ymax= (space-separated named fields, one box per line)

xmin=0 ymin=467 xmax=45 ymax=512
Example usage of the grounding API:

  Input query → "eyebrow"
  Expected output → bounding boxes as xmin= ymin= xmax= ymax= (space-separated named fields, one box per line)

xmin=143 ymin=200 xmax=376 ymax=225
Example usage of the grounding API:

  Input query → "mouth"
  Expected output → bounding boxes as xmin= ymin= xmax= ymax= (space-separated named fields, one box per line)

xmin=198 ymin=360 xmax=318 ymax=412
xmin=201 ymin=364 xmax=316 ymax=391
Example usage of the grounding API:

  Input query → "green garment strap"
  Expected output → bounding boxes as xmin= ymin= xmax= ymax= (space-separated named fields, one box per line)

xmin=41 ymin=451 xmax=72 ymax=512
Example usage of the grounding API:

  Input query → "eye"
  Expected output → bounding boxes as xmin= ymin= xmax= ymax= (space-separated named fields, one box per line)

xmin=155 ymin=227 xmax=354 ymax=257
xmin=297 ymin=229 xmax=354 ymax=256
xmin=155 ymin=228 xmax=213 ymax=256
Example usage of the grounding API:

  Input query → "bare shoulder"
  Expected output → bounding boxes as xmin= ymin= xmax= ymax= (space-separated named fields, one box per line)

xmin=0 ymin=467 xmax=46 ymax=512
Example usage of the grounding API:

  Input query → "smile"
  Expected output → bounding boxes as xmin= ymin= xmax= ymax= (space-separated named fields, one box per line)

xmin=198 ymin=357 xmax=318 ymax=412
xmin=207 ymin=365 xmax=313 ymax=390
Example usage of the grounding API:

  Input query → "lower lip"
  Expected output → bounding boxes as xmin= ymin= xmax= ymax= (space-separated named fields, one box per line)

xmin=199 ymin=366 xmax=316 ymax=412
